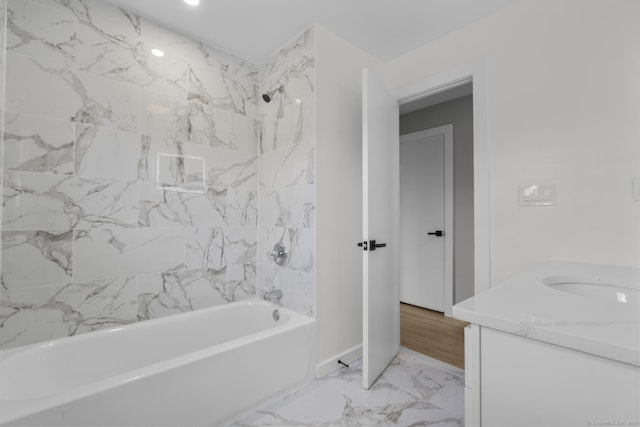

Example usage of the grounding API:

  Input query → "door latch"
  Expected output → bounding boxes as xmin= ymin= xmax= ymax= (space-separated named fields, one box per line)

xmin=427 ymin=230 xmax=444 ymax=237
xmin=357 ymin=241 xmax=368 ymax=251
xmin=369 ymin=240 xmax=387 ymax=251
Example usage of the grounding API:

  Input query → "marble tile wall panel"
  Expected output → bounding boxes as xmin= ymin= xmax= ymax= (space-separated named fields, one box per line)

xmin=0 ymin=277 xmax=137 ymax=349
xmin=259 ymin=140 xmax=315 ymax=189
xmin=0 ymin=0 xmax=282 ymax=348
xmin=225 ymin=226 xmax=257 ymax=266
xmin=137 ymin=267 xmax=256 ymax=321
xmin=256 ymin=26 xmax=316 ymax=318
xmin=1 ymin=0 xmax=6 ymax=307
xmin=181 ymin=141 xmax=258 ymax=190
xmin=260 ymin=96 xmax=314 ymax=154
xmin=259 ymin=28 xmax=315 ymax=119
xmin=137 ymin=269 xmax=225 ymax=320
xmin=3 ymin=112 xmax=74 ymax=174
xmin=258 ymin=227 xmax=315 ymax=274
xmin=1 ymin=230 xmax=73 ymax=289
xmin=257 ymin=263 xmax=314 ymax=317
xmin=6 ymin=0 xmax=77 ymax=68
xmin=226 ymin=263 xmax=257 ymax=302
xmin=74 ymin=227 xmax=185 ymax=282
xmin=138 ymin=181 xmax=226 ymax=228
xmin=226 ymin=189 xmax=258 ymax=227
xmin=2 ymin=170 xmax=138 ymax=230
xmin=4 ymin=52 xmax=83 ymax=122
xmin=74 ymin=124 xmax=141 ymax=180
xmin=184 ymin=228 xmax=225 ymax=270
xmin=259 ymin=185 xmax=315 ymax=228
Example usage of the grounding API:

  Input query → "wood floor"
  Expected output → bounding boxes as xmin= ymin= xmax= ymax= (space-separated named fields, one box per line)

xmin=400 ymin=302 xmax=469 ymax=369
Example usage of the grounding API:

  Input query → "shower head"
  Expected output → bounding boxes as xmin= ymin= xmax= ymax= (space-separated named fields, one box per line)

xmin=262 ymin=86 xmax=284 ymax=103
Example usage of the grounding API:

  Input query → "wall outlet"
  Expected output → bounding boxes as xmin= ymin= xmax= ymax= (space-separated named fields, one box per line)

xmin=633 ymin=177 xmax=640 ymax=202
xmin=519 ymin=184 xmax=556 ymax=206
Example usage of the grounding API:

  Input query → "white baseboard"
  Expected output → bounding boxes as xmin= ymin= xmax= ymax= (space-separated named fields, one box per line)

xmin=315 ymin=345 xmax=362 ymax=378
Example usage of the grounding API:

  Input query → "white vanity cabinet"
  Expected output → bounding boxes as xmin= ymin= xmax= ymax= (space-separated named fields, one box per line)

xmin=464 ymin=324 xmax=640 ymax=427
xmin=455 ymin=262 xmax=640 ymax=427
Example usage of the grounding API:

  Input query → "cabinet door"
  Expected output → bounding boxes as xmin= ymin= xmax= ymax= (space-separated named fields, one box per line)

xmin=480 ymin=328 xmax=640 ymax=427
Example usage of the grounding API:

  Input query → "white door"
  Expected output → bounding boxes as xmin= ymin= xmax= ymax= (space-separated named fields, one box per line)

xmin=399 ymin=126 xmax=453 ymax=314
xmin=362 ymin=68 xmax=400 ymax=389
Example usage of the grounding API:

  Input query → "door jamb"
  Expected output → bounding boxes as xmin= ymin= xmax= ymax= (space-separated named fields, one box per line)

xmin=396 ymin=59 xmax=491 ymax=297
xmin=399 ymin=125 xmax=454 ymax=316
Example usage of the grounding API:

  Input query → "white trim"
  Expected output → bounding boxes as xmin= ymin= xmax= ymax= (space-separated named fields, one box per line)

xmin=315 ymin=345 xmax=363 ymax=379
xmin=399 ymin=125 xmax=454 ymax=316
xmin=397 ymin=59 xmax=491 ymax=297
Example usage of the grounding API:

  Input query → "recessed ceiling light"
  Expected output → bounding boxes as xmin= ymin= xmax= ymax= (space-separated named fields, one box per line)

xmin=151 ymin=49 xmax=165 ymax=57
xmin=184 ymin=0 xmax=200 ymax=5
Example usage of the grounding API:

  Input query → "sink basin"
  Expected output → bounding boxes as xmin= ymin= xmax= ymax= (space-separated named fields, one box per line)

xmin=544 ymin=276 xmax=639 ymax=304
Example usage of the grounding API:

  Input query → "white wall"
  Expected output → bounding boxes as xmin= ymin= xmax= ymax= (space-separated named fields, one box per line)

xmin=315 ymin=25 xmax=385 ymax=371
xmin=386 ymin=0 xmax=640 ymax=282
xmin=400 ymin=96 xmax=475 ymax=303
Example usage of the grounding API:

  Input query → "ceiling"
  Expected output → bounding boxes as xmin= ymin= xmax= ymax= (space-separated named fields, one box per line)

xmin=102 ymin=0 xmax=519 ymax=64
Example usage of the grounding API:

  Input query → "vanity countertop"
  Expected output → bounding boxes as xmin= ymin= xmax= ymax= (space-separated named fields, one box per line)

xmin=453 ymin=261 xmax=640 ymax=366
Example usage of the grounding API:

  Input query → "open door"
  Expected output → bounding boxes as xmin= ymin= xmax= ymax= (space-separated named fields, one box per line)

xmin=362 ymin=68 xmax=400 ymax=389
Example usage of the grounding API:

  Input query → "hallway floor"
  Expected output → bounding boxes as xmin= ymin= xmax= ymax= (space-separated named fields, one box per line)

xmin=400 ymin=303 xmax=469 ymax=369
xmin=230 ymin=351 xmax=465 ymax=426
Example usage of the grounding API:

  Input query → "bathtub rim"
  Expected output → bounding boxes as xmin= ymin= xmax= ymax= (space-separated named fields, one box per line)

xmin=0 ymin=299 xmax=316 ymax=424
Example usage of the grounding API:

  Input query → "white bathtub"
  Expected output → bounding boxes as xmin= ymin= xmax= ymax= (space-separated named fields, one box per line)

xmin=0 ymin=299 xmax=316 ymax=426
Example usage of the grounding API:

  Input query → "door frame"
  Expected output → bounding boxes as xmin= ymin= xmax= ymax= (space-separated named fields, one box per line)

xmin=397 ymin=59 xmax=491 ymax=296
xmin=399 ymin=124 xmax=454 ymax=316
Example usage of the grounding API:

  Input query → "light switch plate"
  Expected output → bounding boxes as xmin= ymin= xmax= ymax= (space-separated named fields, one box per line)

xmin=633 ymin=177 xmax=640 ymax=202
xmin=519 ymin=184 xmax=556 ymax=206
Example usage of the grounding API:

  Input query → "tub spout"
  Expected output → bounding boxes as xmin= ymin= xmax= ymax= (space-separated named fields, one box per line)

xmin=264 ymin=289 xmax=283 ymax=304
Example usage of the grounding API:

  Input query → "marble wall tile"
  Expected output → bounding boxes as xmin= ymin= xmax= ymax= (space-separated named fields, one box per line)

xmin=74 ymin=227 xmax=185 ymax=282
xmin=7 ymin=0 xmax=78 ymax=67
xmin=260 ymin=96 xmax=314 ymax=154
xmin=225 ymin=226 xmax=257 ymax=266
xmin=137 ymin=133 xmax=183 ymax=183
xmin=137 ymin=268 xmax=227 ymax=320
xmin=138 ymin=181 xmax=226 ymax=227
xmin=3 ymin=112 xmax=74 ymax=174
xmin=187 ymin=61 xmax=257 ymax=117
xmin=4 ymin=53 xmax=141 ymax=132
xmin=77 ymin=12 xmax=189 ymax=98
xmin=0 ymin=276 xmax=137 ymax=350
xmin=259 ymin=186 xmax=315 ymax=228
xmin=257 ymin=263 xmax=314 ymax=317
xmin=74 ymin=70 xmax=140 ymax=131
xmin=185 ymin=227 xmax=225 ymax=270
xmin=230 ymin=112 xmax=259 ymax=153
xmin=182 ymin=141 xmax=258 ymax=190
xmin=258 ymin=226 xmax=315 ymax=273
xmin=226 ymin=263 xmax=256 ymax=302
xmin=1 ymin=230 xmax=73 ymax=289
xmin=5 ymin=52 xmax=83 ymax=121
xmin=226 ymin=189 xmax=258 ymax=227
xmin=74 ymin=124 xmax=141 ymax=180
xmin=258 ymin=141 xmax=315 ymax=189
xmin=260 ymin=28 xmax=315 ymax=118
xmin=174 ymin=101 xmax=232 ymax=148
xmin=0 ymin=0 xmax=317 ymax=346
xmin=2 ymin=170 xmax=138 ymax=230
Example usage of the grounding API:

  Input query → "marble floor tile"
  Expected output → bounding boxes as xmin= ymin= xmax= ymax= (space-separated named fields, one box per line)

xmin=230 ymin=352 xmax=465 ymax=427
